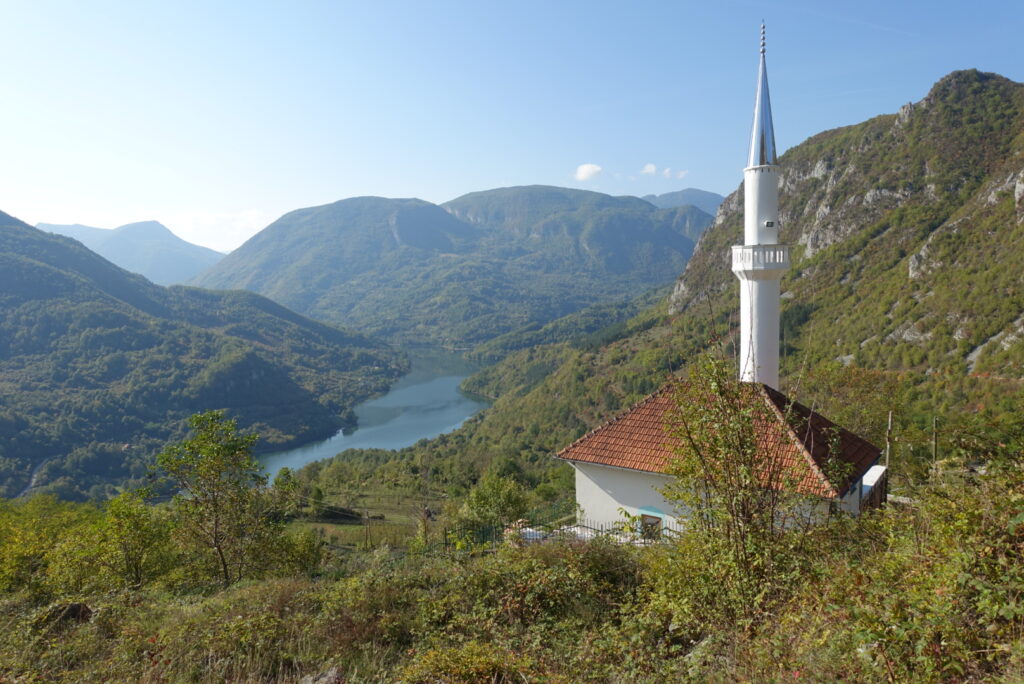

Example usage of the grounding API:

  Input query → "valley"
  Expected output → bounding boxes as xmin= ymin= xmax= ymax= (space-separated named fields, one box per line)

xmin=0 ymin=214 xmax=407 ymax=499
xmin=259 ymin=349 xmax=489 ymax=477
xmin=5 ymin=70 xmax=1024 ymax=505
xmin=0 ymin=184 xmax=714 ymax=500
xmin=3 ymin=59 xmax=1024 ymax=682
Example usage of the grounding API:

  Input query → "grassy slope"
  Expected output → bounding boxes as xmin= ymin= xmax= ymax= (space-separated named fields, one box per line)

xmin=2 ymin=444 xmax=1023 ymax=682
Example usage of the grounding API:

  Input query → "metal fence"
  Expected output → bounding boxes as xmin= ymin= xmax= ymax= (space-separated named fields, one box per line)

xmin=307 ymin=500 xmax=684 ymax=556
xmin=439 ymin=514 xmax=685 ymax=552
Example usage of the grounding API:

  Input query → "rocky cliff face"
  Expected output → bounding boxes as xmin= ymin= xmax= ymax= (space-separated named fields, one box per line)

xmin=669 ymin=70 xmax=1024 ymax=377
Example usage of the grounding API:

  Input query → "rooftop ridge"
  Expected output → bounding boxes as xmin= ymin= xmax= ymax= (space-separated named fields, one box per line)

xmin=762 ymin=383 xmax=882 ymax=496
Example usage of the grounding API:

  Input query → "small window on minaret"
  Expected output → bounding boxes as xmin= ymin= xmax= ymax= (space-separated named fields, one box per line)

xmin=765 ymin=221 xmax=775 ymax=228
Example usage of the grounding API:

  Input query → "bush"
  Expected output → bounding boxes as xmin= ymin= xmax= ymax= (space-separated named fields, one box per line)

xmin=398 ymin=641 xmax=541 ymax=683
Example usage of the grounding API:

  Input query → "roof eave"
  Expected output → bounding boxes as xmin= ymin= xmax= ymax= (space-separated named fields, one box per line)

xmin=560 ymin=457 xmax=670 ymax=477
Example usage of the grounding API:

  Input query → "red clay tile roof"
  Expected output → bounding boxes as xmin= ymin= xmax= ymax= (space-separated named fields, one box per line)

xmin=555 ymin=381 xmax=880 ymax=498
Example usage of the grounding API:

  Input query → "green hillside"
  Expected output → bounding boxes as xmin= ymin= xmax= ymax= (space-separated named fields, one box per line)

xmin=465 ymin=284 xmax=669 ymax=364
xmin=296 ymin=70 xmax=1024 ymax=505
xmin=39 ymin=220 xmax=224 ymax=285
xmin=190 ymin=188 xmax=712 ymax=349
xmin=6 ymin=452 xmax=1024 ymax=682
xmin=671 ymin=70 xmax=1024 ymax=384
xmin=0 ymin=215 xmax=406 ymax=499
xmin=6 ymin=71 xmax=1024 ymax=683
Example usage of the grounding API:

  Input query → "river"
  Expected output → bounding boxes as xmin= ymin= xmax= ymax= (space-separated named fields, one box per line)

xmin=260 ymin=349 xmax=490 ymax=477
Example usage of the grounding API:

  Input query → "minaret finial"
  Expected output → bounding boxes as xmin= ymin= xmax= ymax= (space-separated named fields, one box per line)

xmin=748 ymin=22 xmax=777 ymax=168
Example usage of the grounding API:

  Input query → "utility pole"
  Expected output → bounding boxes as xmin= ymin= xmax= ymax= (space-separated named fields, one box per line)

xmin=885 ymin=410 xmax=893 ymax=469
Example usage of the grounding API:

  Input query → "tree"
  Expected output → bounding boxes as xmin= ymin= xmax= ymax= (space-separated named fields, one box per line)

xmin=98 ymin=490 xmax=173 ymax=589
xmin=156 ymin=411 xmax=278 ymax=587
xmin=792 ymin=361 xmax=903 ymax=446
xmin=271 ymin=467 xmax=302 ymax=519
xmin=457 ymin=473 xmax=529 ymax=529
xmin=661 ymin=353 xmax=817 ymax=629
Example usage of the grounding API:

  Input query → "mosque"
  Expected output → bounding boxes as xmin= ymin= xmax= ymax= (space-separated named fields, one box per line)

xmin=556 ymin=27 xmax=888 ymax=531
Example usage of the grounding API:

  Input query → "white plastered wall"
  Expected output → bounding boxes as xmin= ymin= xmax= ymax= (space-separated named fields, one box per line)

xmin=573 ymin=460 xmax=874 ymax=529
xmin=573 ymin=461 xmax=677 ymax=527
xmin=839 ymin=477 xmax=862 ymax=515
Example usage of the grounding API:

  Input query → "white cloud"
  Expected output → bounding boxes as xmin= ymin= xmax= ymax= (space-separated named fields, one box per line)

xmin=574 ymin=163 xmax=603 ymax=181
xmin=662 ymin=167 xmax=672 ymax=178
xmin=677 ymin=170 xmax=690 ymax=179
xmin=640 ymin=163 xmax=657 ymax=175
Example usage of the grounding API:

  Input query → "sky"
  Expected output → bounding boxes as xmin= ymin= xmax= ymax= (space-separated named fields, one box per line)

xmin=0 ymin=1 xmax=1021 ymax=252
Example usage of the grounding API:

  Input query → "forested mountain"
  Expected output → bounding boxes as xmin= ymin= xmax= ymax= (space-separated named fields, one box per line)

xmin=0 ymin=214 xmax=406 ymax=499
xmin=466 ymin=284 xmax=670 ymax=364
xmin=670 ymin=69 xmax=1024 ymax=381
xmin=190 ymin=187 xmax=712 ymax=349
xmin=39 ymin=220 xmax=224 ymax=285
xmin=6 ymin=70 xmax=1024 ymax=684
xmin=307 ymin=70 xmax=1024 ymax=500
xmin=640 ymin=187 xmax=725 ymax=214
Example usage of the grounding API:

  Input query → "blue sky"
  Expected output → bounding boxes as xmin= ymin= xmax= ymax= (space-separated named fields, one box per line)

xmin=0 ymin=1 xmax=1021 ymax=251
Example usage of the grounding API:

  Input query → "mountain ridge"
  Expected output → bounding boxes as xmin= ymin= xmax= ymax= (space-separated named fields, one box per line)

xmin=640 ymin=187 xmax=725 ymax=214
xmin=191 ymin=185 xmax=713 ymax=349
xmin=39 ymin=220 xmax=224 ymax=285
xmin=669 ymin=69 xmax=1024 ymax=379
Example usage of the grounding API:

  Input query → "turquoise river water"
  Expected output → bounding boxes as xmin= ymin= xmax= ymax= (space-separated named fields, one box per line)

xmin=259 ymin=350 xmax=489 ymax=477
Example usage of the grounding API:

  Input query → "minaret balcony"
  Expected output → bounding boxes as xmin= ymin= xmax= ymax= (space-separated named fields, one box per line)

xmin=731 ymin=244 xmax=790 ymax=279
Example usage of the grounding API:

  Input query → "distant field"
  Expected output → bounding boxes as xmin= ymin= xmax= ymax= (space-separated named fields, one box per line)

xmin=293 ymin=488 xmax=448 ymax=551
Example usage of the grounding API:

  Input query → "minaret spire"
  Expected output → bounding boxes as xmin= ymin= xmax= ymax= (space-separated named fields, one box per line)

xmin=731 ymin=23 xmax=790 ymax=388
xmin=749 ymin=23 xmax=777 ymax=168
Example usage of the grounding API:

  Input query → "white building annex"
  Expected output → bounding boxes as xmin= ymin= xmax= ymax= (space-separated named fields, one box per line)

xmin=555 ymin=26 xmax=888 ymax=529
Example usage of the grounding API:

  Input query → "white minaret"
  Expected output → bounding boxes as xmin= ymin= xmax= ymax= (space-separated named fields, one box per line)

xmin=732 ymin=24 xmax=790 ymax=388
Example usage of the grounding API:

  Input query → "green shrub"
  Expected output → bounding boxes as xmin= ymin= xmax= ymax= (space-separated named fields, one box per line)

xmin=398 ymin=640 xmax=543 ymax=683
